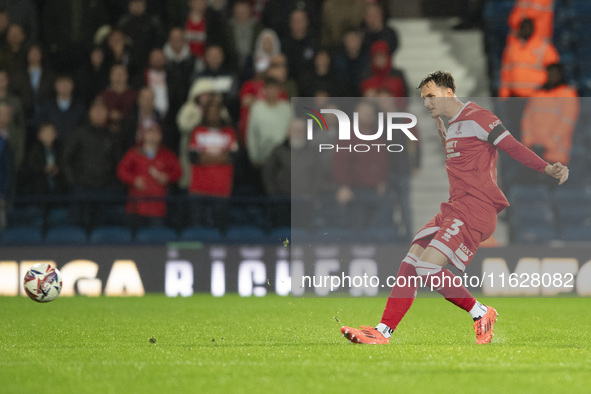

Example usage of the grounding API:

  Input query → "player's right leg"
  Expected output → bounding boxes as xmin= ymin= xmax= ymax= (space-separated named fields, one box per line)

xmin=340 ymin=214 xmax=443 ymax=345
xmin=341 ymin=243 xmax=427 ymax=344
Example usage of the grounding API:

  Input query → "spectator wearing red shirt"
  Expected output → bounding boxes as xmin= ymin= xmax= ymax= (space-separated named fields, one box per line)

xmin=188 ymin=98 xmax=238 ymax=197
xmin=184 ymin=0 xmax=227 ymax=73
xmin=99 ymin=63 xmax=138 ymax=133
xmin=360 ymin=40 xmax=408 ymax=98
xmin=117 ymin=124 xmax=181 ymax=227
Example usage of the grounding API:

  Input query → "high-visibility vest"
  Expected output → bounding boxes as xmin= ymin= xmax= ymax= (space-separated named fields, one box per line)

xmin=499 ymin=35 xmax=560 ymax=97
xmin=521 ymin=85 xmax=579 ymax=164
xmin=508 ymin=0 xmax=554 ymax=40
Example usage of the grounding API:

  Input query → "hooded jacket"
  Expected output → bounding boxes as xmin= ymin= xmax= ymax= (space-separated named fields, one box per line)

xmin=360 ymin=40 xmax=408 ymax=98
xmin=176 ymin=78 xmax=230 ymax=188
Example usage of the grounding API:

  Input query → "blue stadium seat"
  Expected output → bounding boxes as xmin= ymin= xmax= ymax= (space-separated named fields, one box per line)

xmin=180 ymin=226 xmax=223 ymax=242
xmin=511 ymin=203 xmax=555 ymax=227
xmin=228 ymin=205 xmax=265 ymax=228
xmin=562 ymin=225 xmax=591 ymax=241
xmin=102 ymin=205 xmax=127 ymax=226
xmin=46 ymin=208 xmax=70 ymax=227
xmin=225 ymin=225 xmax=267 ymax=242
xmin=0 ymin=226 xmax=43 ymax=244
xmin=6 ymin=206 xmax=43 ymax=228
xmin=269 ymin=227 xmax=291 ymax=242
xmin=509 ymin=185 xmax=551 ymax=204
xmin=45 ymin=226 xmax=88 ymax=244
xmin=557 ymin=204 xmax=591 ymax=227
xmin=553 ymin=186 xmax=591 ymax=204
xmin=514 ymin=225 xmax=558 ymax=244
xmin=569 ymin=0 xmax=591 ymax=16
xmin=269 ymin=227 xmax=312 ymax=244
xmin=135 ymin=226 xmax=178 ymax=243
xmin=90 ymin=226 xmax=133 ymax=244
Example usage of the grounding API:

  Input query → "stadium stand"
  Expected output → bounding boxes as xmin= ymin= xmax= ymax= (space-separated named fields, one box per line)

xmin=90 ymin=226 xmax=134 ymax=244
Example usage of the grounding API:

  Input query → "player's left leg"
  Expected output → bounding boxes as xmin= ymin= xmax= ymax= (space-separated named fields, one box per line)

xmin=409 ymin=246 xmax=498 ymax=344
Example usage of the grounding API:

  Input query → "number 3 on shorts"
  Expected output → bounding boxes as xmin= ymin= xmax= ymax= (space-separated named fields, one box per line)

xmin=444 ymin=218 xmax=464 ymax=240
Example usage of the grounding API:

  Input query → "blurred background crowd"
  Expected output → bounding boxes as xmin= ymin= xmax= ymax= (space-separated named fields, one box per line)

xmin=0 ymin=0 xmax=589 ymax=245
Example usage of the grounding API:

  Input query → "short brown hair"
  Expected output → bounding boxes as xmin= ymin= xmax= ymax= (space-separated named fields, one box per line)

xmin=417 ymin=71 xmax=456 ymax=93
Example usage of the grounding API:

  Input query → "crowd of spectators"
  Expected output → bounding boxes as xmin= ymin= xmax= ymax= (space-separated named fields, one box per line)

xmin=0 ymin=0 xmax=421 ymax=238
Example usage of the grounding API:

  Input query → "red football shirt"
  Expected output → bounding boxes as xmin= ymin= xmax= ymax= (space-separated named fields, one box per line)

xmin=185 ymin=17 xmax=207 ymax=58
xmin=445 ymin=101 xmax=548 ymax=213
xmin=188 ymin=125 xmax=238 ymax=197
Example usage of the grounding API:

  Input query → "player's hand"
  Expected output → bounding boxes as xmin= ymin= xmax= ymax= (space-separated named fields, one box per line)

xmin=435 ymin=117 xmax=446 ymax=147
xmin=545 ymin=162 xmax=569 ymax=185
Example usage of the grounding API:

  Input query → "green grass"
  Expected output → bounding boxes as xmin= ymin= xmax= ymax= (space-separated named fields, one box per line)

xmin=1 ymin=296 xmax=590 ymax=394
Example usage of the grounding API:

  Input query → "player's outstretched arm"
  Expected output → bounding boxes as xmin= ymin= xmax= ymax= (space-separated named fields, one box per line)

xmin=495 ymin=133 xmax=570 ymax=185
xmin=544 ymin=162 xmax=569 ymax=185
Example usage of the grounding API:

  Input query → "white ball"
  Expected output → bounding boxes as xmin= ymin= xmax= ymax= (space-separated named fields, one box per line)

xmin=24 ymin=263 xmax=63 ymax=303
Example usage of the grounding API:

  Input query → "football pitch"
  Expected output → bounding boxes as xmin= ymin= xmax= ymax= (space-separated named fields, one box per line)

xmin=1 ymin=295 xmax=590 ymax=394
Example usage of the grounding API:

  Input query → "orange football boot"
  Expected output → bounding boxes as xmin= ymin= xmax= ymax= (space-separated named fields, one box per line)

xmin=340 ymin=325 xmax=389 ymax=344
xmin=474 ymin=306 xmax=498 ymax=344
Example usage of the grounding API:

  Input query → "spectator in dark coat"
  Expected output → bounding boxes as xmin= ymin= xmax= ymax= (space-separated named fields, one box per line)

xmin=20 ymin=123 xmax=65 ymax=194
xmin=62 ymin=98 xmax=122 ymax=190
xmin=363 ymin=2 xmax=399 ymax=55
xmin=332 ymin=28 xmax=370 ymax=97
xmin=2 ymin=0 xmax=38 ymax=41
xmin=281 ymin=9 xmax=315 ymax=81
xmin=0 ymin=68 xmax=24 ymax=142
xmin=102 ymin=28 xmax=133 ymax=74
xmin=98 ymin=63 xmax=138 ymax=133
xmin=0 ymin=24 xmax=26 ymax=72
xmin=62 ymin=98 xmax=123 ymax=227
xmin=9 ymin=44 xmax=56 ymax=123
xmin=163 ymin=27 xmax=194 ymax=153
xmin=332 ymin=100 xmax=390 ymax=230
xmin=0 ymin=102 xmax=23 ymax=172
xmin=262 ymin=0 xmax=320 ymax=40
xmin=117 ymin=0 xmax=166 ymax=75
xmin=192 ymin=44 xmax=237 ymax=110
xmin=298 ymin=48 xmax=345 ymax=97
xmin=225 ymin=0 xmax=262 ymax=73
xmin=75 ymin=47 xmax=110 ymax=107
xmin=36 ymin=75 xmax=86 ymax=139
xmin=42 ymin=0 xmax=109 ymax=73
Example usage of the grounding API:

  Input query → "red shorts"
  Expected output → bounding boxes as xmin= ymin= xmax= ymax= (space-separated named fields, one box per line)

xmin=412 ymin=194 xmax=497 ymax=271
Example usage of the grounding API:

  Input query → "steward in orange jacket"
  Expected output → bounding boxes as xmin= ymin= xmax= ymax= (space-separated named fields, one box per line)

xmin=500 ymin=18 xmax=559 ymax=97
xmin=509 ymin=0 xmax=554 ymax=40
xmin=521 ymin=63 xmax=579 ymax=165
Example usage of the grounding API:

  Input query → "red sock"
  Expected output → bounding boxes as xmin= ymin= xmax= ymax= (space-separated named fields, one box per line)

xmin=380 ymin=260 xmax=418 ymax=330
xmin=424 ymin=269 xmax=476 ymax=312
